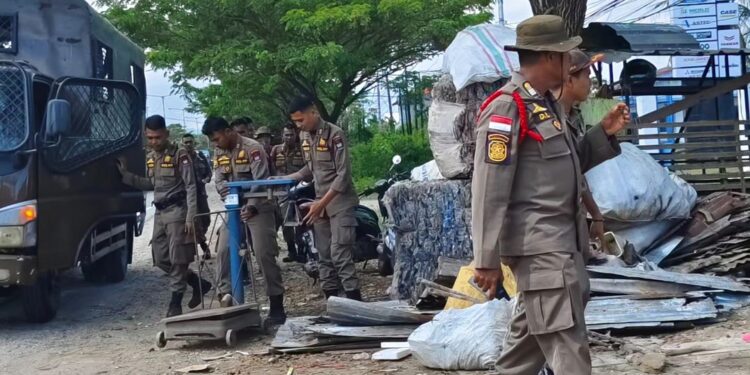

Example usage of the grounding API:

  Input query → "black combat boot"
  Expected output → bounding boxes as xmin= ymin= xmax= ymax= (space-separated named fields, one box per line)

xmin=200 ymin=242 xmax=211 ymax=260
xmin=345 ymin=289 xmax=363 ymax=301
xmin=266 ymin=294 xmax=287 ymax=325
xmin=167 ymin=292 xmax=183 ymax=317
xmin=323 ymin=289 xmax=339 ymax=300
xmin=187 ymin=272 xmax=212 ymax=309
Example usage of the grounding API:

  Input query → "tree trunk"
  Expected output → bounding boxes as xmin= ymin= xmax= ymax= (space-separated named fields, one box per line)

xmin=528 ymin=0 xmax=587 ymax=37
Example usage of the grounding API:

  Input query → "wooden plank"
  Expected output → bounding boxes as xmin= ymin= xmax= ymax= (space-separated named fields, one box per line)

xmin=636 ymin=141 xmax=750 ymax=151
xmin=276 ymin=341 xmax=382 ymax=354
xmin=694 ymin=183 xmax=749 ymax=192
xmin=670 ymin=162 xmax=749 ymax=171
xmin=649 ymin=151 xmax=750 ymax=161
xmin=434 ymin=256 xmax=470 ymax=286
xmin=305 ymin=324 xmax=418 ymax=339
xmin=636 ymin=74 xmax=750 ymax=124
xmin=627 ymin=120 xmax=750 ymax=129
xmin=679 ymin=173 xmax=746 ymax=182
xmin=619 ymin=130 xmax=739 ymax=140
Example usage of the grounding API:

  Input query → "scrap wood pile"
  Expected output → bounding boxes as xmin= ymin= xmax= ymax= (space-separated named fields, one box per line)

xmin=270 ymin=297 xmax=434 ymax=355
xmin=655 ymin=191 xmax=750 ymax=275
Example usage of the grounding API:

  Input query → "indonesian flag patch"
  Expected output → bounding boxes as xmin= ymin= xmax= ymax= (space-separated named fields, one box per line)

xmin=489 ymin=115 xmax=512 ymax=133
xmin=333 ymin=136 xmax=344 ymax=150
xmin=251 ymin=150 xmax=262 ymax=162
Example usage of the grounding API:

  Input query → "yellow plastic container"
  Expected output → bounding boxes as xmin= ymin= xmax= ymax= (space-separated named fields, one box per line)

xmin=444 ymin=263 xmax=517 ymax=310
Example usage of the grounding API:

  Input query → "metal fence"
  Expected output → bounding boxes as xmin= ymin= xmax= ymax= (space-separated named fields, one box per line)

xmin=0 ymin=61 xmax=28 ymax=151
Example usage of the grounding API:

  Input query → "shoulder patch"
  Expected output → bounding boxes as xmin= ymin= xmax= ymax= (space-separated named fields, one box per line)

xmin=179 ymin=154 xmax=191 ymax=165
xmin=251 ymin=150 xmax=262 ymax=162
xmin=485 ymin=132 xmax=511 ymax=165
xmin=489 ymin=115 xmax=512 ymax=133
xmin=333 ymin=136 xmax=344 ymax=150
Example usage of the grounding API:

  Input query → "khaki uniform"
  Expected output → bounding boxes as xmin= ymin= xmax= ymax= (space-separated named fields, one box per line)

xmin=271 ymin=144 xmax=306 ymax=257
xmin=121 ymin=143 xmax=198 ymax=293
xmin=471 ymin=72 xmax=620 ymax=375
xmin=190 ymin=150 xmax=212 ymax=241
xmin=214 ymin=136 xmax=284 ymax=297
xmin=291 ymin=120 xmax=360 ymax=292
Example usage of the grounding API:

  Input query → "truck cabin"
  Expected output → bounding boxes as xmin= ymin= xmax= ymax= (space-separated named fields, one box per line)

xmin=580 ymin=22 xmax=750 ymax=194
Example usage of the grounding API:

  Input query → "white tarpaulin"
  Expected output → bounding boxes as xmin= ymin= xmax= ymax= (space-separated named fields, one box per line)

xmin=442 ymin=24 xmax=519 ymax=91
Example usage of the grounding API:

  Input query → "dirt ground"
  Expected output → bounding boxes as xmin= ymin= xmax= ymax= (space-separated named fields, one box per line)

xmin=1 ymin=186 xmax=749 ymax=374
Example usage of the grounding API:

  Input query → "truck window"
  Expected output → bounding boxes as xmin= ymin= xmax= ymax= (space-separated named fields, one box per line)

xmin=0 ymin=62 xmax=28 ymax=152
xmin=130 ymin=63 xmax=146 ymax=108
xmin=43 ymin=79 xmax=141 ymax=173
xmin=0 ymin=14 xmax=18 ymax=54
xmin=93 ymin=40 xmax=113 ymax=80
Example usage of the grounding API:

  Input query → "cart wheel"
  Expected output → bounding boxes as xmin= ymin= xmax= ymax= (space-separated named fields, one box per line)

xmin=225 ymin=329 xmax=237 ymax=347
xmin=156 ymin=331 xmax=167 ymax=348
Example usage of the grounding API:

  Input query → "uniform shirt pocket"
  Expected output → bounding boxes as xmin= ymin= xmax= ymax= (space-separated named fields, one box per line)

xmin=160 ymin=167 xmax=176 ymax=177
xmin=234 ymin=163 xmax=251 ymax=175
xmin=519 ymin=269 xmax=575 ymax=335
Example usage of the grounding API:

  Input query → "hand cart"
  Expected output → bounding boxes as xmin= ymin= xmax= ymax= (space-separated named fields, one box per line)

xmin=155 ymin=179 xmax=296 ymax=348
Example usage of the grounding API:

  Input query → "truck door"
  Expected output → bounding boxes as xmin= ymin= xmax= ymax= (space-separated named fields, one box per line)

xmin=37 ymin=77 xmax=145 ymax=271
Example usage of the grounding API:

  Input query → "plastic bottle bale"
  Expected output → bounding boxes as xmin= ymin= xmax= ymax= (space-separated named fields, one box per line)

xmin=454 ymin=80 xmax=507 ymax=169
xmin=384 ymin=180 xmax=474 ymax=302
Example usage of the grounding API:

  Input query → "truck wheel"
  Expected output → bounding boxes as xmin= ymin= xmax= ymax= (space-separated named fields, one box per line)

xmin=81 ymin=262 xmax=104 ymax=283
xmin=100 ymin=246 xmax=128 ymax=283
xmin=378 ymin=252 xmax=393 ymax=276
xmin=22 ymin=271 xmax=61 ymax=323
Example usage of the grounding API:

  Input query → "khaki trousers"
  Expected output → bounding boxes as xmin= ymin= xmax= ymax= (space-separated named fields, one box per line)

xmin=314 ymin=207 xmax=360 ymax=292
xmin=152 ymin=214 xmax=196 ymax=293
xmin=497 ymin=251 xmax=591 ymax=375
xmin=216 ymin=209 xmax=284 ymax=296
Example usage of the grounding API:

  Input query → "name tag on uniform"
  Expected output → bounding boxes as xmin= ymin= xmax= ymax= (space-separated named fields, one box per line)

xmin=160 ymin=162 xmax=174 ymax=168
xmin=489 ymin=115 xmax=512 ymax=133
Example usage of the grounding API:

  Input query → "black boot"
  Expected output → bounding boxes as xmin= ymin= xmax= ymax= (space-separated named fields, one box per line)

xmin=167 ymin=292 xmax=183 ymax=317
xmin=266 ymin=294 xmax=287 ymax=325
xmin=323 ymin=289 xmax=339 ymax=300
xmin=200 ymin=242 xmax=211 ymax=260
xmin=345 ymin=289 xmax=363 ymax=301
xmin=187 ymin=272 xmax=212 ymax=309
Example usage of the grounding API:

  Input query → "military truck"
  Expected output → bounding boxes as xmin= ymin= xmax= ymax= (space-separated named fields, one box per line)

xmin=0 ymin=0 xmax=146 ymax=322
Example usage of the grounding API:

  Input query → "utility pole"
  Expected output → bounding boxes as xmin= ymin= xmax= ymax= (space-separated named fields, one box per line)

xmin=496 ymin=0 xmax=504 ymax=25
xmin=169 ymin=107 xmax=188 ymax=129
xmin=147 ymin=94 xmax=171 ymax=117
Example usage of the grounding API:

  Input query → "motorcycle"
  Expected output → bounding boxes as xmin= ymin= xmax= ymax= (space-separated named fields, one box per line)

xmin=358 ymin=155 xmax=410 ymax=276
xmin=283 ymin=181 xmax=382 ymax=282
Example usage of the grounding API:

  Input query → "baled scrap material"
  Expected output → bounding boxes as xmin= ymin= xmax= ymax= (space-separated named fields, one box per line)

xmin=587 ymin=266 xmax=750 ymax=292
xmin=384 ymin=180 xmax=474 ymax=302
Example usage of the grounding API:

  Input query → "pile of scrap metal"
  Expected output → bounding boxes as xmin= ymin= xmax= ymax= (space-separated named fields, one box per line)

xmin=650 ymin=192 xmax=750 ymax=276
xmin=270 ymin=297 xmax=434 ymax=354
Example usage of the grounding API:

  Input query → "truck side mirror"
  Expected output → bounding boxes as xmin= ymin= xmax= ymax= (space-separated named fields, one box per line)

xmin=45 ymin=99 xmax=72 ymax=139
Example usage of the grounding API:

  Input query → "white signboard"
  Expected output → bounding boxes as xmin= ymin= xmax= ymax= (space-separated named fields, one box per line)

xmin=669 ymin=0 xmax=717 ymax=4
xmin=675 ymin=16 xmax=718 ymax=30
xmin=686 ymin=28 xmax=718 ymax=41
xmin=673 ymin=59 xmax=742 ymax=78
xmin=672 ymin=3 xmax=717 ymax=18
xmin=717 ymin=2 xmax=740 ymax=26
xmin=673 ymin=56 xmax=711 ymax=69
xmin=718 ymin=28 xmax=741 ymax=48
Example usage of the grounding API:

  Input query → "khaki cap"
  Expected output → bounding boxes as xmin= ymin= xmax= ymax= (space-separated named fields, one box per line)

xmin=505 ymin=15 xmax=582 ymax=53
xmin=256 ymin=126 xmax=272 ymax=136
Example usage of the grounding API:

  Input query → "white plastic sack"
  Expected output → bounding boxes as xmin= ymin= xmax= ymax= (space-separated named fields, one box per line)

xmin=408 ymin=299 xmax=513 ymax=370
xmin=428 ymin=100 xmax=469 ymax=178
xmin=585 ymin=142 xmax=697 ymax=222
xmin=442 ymin=24 xmax=519 ymax=91
xmin=410 ymin=160 xmax=445 ymax=182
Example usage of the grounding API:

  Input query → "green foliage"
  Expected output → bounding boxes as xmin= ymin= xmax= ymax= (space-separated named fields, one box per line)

xmin=167 ymin=123 xmax=210 ymax=152
xmin=99 ymin=0 xmax=491 ymax=124
xmin=351 ymin=128 xmax=432 ymax=192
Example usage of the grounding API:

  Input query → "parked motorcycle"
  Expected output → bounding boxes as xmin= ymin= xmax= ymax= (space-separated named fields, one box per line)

xmin=358 ymin=155 xmax=410 ymax=276
xmin=283 ymin=181 xmax=382 ymax=282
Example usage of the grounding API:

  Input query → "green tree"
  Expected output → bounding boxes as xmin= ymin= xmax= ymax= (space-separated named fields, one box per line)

xmin=528 ymin=0 xmax=587 ymax=36
xmin=99 ymin=0 xmax=491 ymax=124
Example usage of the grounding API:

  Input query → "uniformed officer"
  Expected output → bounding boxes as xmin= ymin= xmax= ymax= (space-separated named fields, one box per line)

xmin=470 ymin=16 xmax=629 ymax=375
xmin=255 ymin=126 xmax=276 ymax=175
xmin=558 ymin=49 xmax=612 ymax=247
xmin=182 ymin=133 xmax=213 ymax=260
xmin=117 ymin=115 xmax=211 ymax=317
xmin=202 ymin=117 xmax=287 ymax=324
xmin=280 ymin=96 xmax=362 ymax=301
xmin=270 ymin=124 xmax=307 ymax=263
xmin=231 ymin=117 xmax=255 ymax=139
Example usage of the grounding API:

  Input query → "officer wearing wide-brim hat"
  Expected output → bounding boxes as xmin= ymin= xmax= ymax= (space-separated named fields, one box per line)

xmin=471 ymin=15 xmax=628 ymax=375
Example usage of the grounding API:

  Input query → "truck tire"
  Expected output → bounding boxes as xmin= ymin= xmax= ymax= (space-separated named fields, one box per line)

xmin=22 ymin=271 xmax=61 ymax=323
xmin=100 ymin=245 xmax=128 ymax=283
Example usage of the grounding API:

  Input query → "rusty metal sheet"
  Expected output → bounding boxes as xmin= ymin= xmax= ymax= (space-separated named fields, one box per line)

xmin=585 ymin=298 xmax=717 ymax=328
xmin=587 ymin=266 xmax=750 ymax=292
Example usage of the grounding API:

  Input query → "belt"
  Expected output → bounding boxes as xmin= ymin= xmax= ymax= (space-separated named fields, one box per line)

xmin=153 ymin=192 xmax=186 ymax=211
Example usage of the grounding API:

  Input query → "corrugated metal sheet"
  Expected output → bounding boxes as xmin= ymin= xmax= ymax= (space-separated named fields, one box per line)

xmin=581 ymin=23 xmax=701 ymax=53
xmin=585 ymin=298 xmax=717 ymax=328
xmin=588 ymin=266 xmax=750 ymax=292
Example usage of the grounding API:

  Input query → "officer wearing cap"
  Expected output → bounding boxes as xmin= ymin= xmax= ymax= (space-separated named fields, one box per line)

xmin=470 ymin=16 xmax=629 ymax=374
xmin=270 ymin=123 xmax=307 ymax=263
xmin=557 ymin=49 xmax=629 ymax=248
xmin=117 ymin=115 xmax=211 ymax=317
xmin=255 ymin=126 xmax=275 ymax=175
